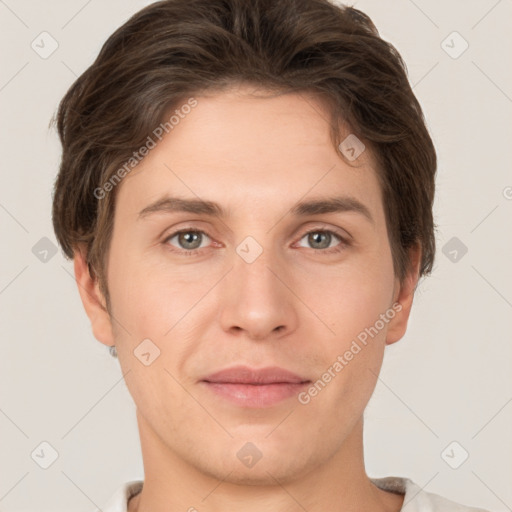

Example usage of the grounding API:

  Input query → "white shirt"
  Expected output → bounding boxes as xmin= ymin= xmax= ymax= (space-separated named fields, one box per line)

xmin=101 ymin=477 xmax=491 ymax=511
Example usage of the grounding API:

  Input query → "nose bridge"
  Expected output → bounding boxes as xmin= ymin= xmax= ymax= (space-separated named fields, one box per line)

xmin=218 ymin=235 xmax=298 ymax=339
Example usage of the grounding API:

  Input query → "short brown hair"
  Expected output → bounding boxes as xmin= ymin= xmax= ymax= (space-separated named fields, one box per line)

xmin=52 ymin=0 xmax=437 ymax=307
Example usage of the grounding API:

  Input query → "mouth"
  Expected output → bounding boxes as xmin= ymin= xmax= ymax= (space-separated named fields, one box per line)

xmin=200 ymin=365 xmax=311 ymax=408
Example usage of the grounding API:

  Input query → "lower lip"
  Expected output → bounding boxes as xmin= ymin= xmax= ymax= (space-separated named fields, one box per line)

xmin=201 ymin=381 xmax=310 ymax=408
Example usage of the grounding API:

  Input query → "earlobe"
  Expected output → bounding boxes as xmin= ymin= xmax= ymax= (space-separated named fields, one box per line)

xmin=73 ymin=248 xmax=114 ymax=346
xmin=385 ymin=245 xmax=422 ymax=345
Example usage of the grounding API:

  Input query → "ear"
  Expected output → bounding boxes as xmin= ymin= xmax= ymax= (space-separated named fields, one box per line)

xmin=385 ymin=244 xmax=422 ymax=345
xmin=73 ymin=248 xmax=114 ymax=347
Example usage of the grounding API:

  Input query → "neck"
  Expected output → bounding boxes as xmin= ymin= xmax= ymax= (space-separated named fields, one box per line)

xmin=128 ymin=410 xmax=403 ymax=512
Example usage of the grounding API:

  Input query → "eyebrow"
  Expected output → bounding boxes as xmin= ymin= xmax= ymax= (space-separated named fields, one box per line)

xmin=138 ymin=195 xmax=374 ymax=224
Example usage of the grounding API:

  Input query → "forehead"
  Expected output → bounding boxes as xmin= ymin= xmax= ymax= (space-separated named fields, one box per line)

xmin=115 ymin=86 xmax=384 ymax=224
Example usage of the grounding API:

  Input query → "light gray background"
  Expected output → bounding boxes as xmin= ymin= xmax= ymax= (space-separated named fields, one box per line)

xmin=0 ymin=0 xmax=511 ymax=511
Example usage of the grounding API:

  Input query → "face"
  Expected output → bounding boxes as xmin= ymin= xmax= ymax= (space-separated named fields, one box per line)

xmin=77 ymin=84 xmax=417 ymax=486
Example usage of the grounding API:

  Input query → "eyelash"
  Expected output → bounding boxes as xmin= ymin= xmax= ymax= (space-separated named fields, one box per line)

xmin=162 ymin=227 xmax=350 ymax=257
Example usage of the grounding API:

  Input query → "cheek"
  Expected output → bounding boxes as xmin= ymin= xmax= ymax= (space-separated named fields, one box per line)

xmin=303 ymin=247 xmax=395 ymax=400
xmin=309 ymin=253 xmax=396 ymax=342
xmin=111 ymin=276 xmax=186 ymax=345
xmin=301 ymin=283 xmax=393 ymax=430
xmin=106 ymin=235 xmax=187 ymax=336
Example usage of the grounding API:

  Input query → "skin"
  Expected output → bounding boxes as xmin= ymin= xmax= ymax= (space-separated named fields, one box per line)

xmin=74 ymin=83 xmax=420 ymax=512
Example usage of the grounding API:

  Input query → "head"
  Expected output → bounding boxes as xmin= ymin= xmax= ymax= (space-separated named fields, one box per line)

xmin=52 ymin=0 xmax=436 ymax=486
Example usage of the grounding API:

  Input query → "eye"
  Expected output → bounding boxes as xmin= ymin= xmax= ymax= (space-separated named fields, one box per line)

xmin=296 ymin=229 xmax=348 ymax=254
xmin=162 ymin=227 xmax=350 ymax=257
xmin=164 ymin=229 xmax=212 ymax=253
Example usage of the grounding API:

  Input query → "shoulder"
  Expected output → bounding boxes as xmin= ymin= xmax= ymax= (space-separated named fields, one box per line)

xmin=102 ymin=480 xmax=143 ymax=512
xmin=370 ymin=476 xmax=492 ymax=512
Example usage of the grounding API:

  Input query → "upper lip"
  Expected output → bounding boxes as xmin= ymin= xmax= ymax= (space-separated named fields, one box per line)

xmin=202 ymin=365 xmax=310 ymax=385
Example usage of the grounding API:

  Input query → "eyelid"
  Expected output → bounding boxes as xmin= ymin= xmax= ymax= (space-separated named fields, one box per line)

xmin=299 ymin=223 xmax=352 ymax=241
xmin=300 ymin=227 xmax=345 ymax=241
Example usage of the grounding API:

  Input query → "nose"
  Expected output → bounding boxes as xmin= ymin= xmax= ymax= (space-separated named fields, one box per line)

xmin=218 ymin=245 xmax=299 ymax=341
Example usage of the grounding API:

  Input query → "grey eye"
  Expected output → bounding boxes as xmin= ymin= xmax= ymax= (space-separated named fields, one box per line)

xmin=298 ymin=231 xmax=341 ymax=250
xmin=167 ymin=230 xmax=210 ymax=251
